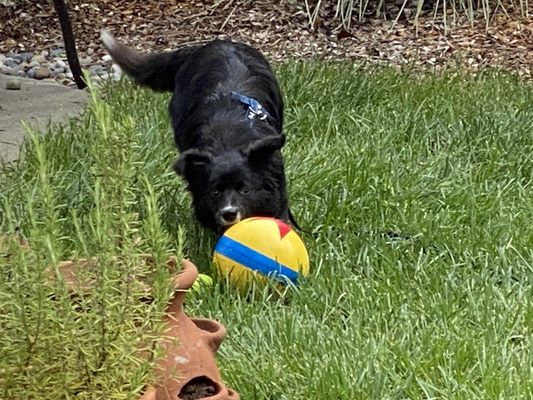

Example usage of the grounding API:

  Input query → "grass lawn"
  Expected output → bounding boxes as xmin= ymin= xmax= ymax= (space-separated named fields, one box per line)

xmin=1 ymin=63 xmax=532 ymax=399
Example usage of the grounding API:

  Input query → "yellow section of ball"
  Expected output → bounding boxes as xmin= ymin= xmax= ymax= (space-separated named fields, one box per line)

xmin=213 ymin=252 xmax=271 ymax=288
xmin=213 ymin=217 xmax=310 ymax=290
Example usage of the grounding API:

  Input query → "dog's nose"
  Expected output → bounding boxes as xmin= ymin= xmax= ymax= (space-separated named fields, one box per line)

xmin=220 ymin=206 xmax=241 ymax=226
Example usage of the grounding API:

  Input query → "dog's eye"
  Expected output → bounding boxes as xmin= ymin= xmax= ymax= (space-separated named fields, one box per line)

xmin=240 ymin=189 xmax=250 ymax=195
xmin=212 ymin=190 xmax=220 ymax=197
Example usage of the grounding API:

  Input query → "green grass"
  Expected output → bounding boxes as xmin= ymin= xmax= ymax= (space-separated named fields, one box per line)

xmin=1 ymin=64 xmax=532 ymax=399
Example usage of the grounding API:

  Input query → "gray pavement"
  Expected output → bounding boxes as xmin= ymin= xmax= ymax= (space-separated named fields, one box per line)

xmin=0 ymin=75 xmax=88 ymax=163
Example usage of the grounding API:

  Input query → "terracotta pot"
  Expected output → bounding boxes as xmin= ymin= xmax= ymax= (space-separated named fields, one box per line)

xmin=140 ymin=259 xmax=239 ymax=400
xmin=50 ymin=255 xmax=239 ymax=400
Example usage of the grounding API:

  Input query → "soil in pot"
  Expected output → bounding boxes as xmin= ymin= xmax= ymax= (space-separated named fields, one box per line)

xmin=179 ymin=377 xmax=218 ymax=400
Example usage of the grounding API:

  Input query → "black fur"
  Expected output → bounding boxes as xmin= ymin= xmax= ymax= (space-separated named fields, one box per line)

xmin=101 ymin=31 xmax=294 ymax=231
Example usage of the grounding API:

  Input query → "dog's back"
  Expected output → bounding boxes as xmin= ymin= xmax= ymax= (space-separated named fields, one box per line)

xmin=168 ymin=41 xmax=284 ymax=152
xmin=102 ymin=33 xmax=283 ymax=146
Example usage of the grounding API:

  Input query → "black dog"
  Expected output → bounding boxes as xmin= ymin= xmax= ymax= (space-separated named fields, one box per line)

xmin=101 ymin=31 xmax=295 ymax=231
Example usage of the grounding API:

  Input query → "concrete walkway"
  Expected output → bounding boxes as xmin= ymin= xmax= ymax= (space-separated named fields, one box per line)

xmin=0 ymin=75 xmax=88 ymax=163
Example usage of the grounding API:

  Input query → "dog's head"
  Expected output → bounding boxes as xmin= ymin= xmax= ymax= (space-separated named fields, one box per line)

xmin=173 ymin=134 xmax=287 ymax=230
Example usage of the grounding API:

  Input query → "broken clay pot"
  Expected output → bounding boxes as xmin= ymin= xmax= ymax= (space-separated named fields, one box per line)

xmin=139 ymin=259 xmax=239 ymax=400
xmin=50 ymin=255 xmax=238 ymax=400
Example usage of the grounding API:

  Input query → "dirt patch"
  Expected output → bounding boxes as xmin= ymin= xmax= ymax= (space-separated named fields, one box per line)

xmin=1 ymin=0 xmax=532 ymax=79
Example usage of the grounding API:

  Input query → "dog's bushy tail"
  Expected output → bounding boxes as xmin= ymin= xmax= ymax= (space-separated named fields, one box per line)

xmin=101 ymin=30 xmax=194 ymax=92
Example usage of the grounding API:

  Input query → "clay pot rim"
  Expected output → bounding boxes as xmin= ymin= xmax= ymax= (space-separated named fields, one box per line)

xmin=50 ymin=253 xmax=190 ymax=294
xmin=191 ymin=318 xmax=225 ymax=335
xmin=139 ymin=379 xmax=240 ymax=400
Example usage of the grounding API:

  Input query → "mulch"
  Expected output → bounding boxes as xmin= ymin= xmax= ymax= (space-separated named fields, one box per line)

xmin=1 ymin=0 xmax=532 ymax=79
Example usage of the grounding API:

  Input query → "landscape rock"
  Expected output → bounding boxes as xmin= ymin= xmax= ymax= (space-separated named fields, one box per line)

xmin=89 ymin=64 xmax=105 ymax=76
xmin=5 ymin=77 xmax=21 ymax=90
xmin=79 ymin=57 xmax=92 ymax=67
xmin=51 ymin=67 xmax=65 ymax=76
xmin=19 ymin=52 xmax=34 ymax=63
xmin=3 ymin=57 xmax=19 ymax=67
xmin=49 ymin=48 xmax=65 ymax=58
xmin=17 ymin=61 xmax=30 ymax=71
xmin=7 ymin=52 xmax=33 ymax=63
xmin=34 ymin=66 xmax=51 ymax=79
xmin=26 ymin=67 xmax=36 ymax=79
xmin=54 ymin=59 xmax=66 ymax=70
xmin=30 ymin=54 xmax=47 ymax=64
xmin=0 ymin=65 xmax=15 ymax=75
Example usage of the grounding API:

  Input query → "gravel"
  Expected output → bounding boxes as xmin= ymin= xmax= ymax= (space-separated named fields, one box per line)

xmin=0 ymin=49 xmax=122 ymax=87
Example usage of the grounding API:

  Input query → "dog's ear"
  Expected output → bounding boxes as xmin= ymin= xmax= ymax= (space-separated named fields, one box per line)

xmin=243 ymin=134 xmax=286 ymax=163
xmin=173 ymin=149 xmax=213 ymax=176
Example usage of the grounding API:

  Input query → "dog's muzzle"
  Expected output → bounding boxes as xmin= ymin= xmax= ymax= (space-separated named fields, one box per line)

xmin=217 ymin=206 xmax=242 ymax=227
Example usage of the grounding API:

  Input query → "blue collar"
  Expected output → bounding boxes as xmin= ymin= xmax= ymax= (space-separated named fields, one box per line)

xmin=230 ymin=91 xmax=270 ymax=121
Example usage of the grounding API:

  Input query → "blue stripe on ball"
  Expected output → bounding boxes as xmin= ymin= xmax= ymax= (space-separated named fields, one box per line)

xmin=215 ymin=236 xmax=300 ymax=285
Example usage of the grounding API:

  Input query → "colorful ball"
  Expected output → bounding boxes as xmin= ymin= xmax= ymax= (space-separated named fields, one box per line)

xmin=213 ymin=217 xmax=309 ymax=290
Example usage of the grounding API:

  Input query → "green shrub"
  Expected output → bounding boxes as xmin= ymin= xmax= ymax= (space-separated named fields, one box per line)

xmin=0 ymin=78 xmax=184 ymax=399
